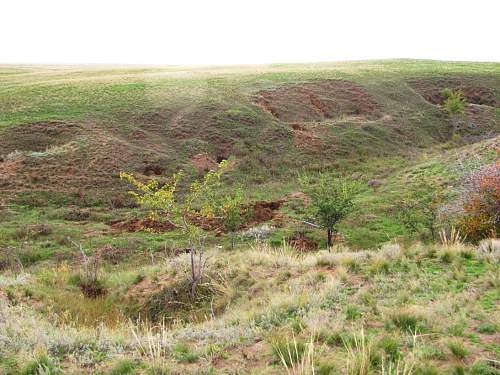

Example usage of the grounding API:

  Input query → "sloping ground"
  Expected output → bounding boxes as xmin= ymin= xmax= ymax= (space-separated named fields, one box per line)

xmin=408 ymin=78 xmax=499 ymax=106
xmin=1 ymin=242 xmax=499 ymax=373
xmin=253 ymin=79 xmax=382 ymax=122
xmin=0 ymin=61 xmax=498 ymax=202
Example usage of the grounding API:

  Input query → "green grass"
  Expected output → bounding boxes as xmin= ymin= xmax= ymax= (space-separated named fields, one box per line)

xmin=0 ymin=60 xmax=499 ymax=373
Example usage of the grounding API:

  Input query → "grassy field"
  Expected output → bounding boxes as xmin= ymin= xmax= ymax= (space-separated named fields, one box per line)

xmin=0 ymin=60 xmax=499 ymax=374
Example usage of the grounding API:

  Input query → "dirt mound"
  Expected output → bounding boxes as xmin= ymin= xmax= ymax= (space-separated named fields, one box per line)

xmin=0 ymin=121 xmax=79 ymax=154
xmin=292 ymin=124 xmax=322 ymax=150
xmin=248 ymin=200 xmax=285 ymax=225
xmin=288 ymin=232 xmax=318 ymax=251
xmin=109 ymin=218 xmax=177 ymax=233
xmin=254 ymin=79 xmax=381 ymax=123
xmin=191 ymin=153 xmax=218 ymax=174
xmin=408 ymin=79 xmax=498 ymax=107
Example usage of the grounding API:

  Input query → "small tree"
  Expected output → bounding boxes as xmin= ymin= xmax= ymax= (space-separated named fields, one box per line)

xmin=398 ymin=188 xmax=443 ymax=241
xmin=442 ymin=88 xmax=466 ymax=114
xmin=217 ymin=188 xmax=248 ymax=249
xmin=299 ymin=173 xmax=360 ymax=250
xmin=120 ymin=161 xmax=228 ymax=295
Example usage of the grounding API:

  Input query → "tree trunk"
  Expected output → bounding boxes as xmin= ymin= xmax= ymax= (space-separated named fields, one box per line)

xmin=327 ymin=228 xmax=333 ymax=251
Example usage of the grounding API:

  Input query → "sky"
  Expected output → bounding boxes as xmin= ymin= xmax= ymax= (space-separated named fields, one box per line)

xmin=1 ymin=0 xmax=499 ymax=65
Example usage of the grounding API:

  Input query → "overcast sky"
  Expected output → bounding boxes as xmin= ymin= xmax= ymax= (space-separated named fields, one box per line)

xmin=1 ymin=0 xmax=499 ymax=65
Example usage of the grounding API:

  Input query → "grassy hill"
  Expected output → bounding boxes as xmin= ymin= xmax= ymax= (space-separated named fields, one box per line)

xmin=0 ymin=60 xmax=499 ymax=374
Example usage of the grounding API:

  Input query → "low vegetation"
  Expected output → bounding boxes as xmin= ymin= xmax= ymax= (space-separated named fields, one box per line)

xmin=0 ymin=60 xmax=499 ymax=373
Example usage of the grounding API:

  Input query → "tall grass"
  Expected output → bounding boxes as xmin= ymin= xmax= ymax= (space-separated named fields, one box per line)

xmin=272 ymin=335 xmax=316 ymax=375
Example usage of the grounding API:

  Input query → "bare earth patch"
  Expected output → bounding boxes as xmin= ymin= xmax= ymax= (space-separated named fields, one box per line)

xmin=253 ymin=79 xmax=382 ymax=123
xmin=408 ymin=78 xmax=499 ymax=107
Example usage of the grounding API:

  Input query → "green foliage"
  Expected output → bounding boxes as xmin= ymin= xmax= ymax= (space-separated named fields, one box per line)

xmin=345 ymin=304 xmax=362 ymax=320
xmin=271 ymin=337 xmax=307 ymax=367
xmin=20 ymin=355 xmax=61 ymax=375
xmin=398 ymin=188 xmax=443 ymax=241
xmin=121 ymin=160 xmax=228 ymax=243
xmin=173 ymin=343 xmax=199 ymax=363
xmin=447 ymin=340 xmax=469 ymax=359
xmin=109 ymin=359 xmax=137 ymax=375
xmin=477 ymin=322 xmax=497 ymax=334
xmin=300 ymin=173 xmax=360 ymax=247
xmin=442 ymin=88 xmax=466 ymax=114
xmin=470 ymin=361 xmax=500 ymax=375
xmin=215 ymin=187 xmax=249 ymax=249
xmin=377 ymin=335 xmax=401 ymax=361
xmin=389 ymin=310 xmax=426 ymax=332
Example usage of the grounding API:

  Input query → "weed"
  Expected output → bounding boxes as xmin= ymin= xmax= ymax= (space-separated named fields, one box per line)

xmin=173 ymin=343 xmax=199 ymax=363
xmin=442 ymin=89 xmax=466 ymax=114
xmin=477 ymin=322 xmax=497 ymax=334
xmin=378 ymin=335 xmax=401 ymax=361
xmin=271 ymin=335 xmax=315 ymax=374
xmin=109 ymin=359 xmax=138 ymax=375
xmin=389 ymin=309 xmax=426 ymax=332
xmin=345 ymin=304 xmax=362 ymax=320
xmin=447 ymin=340 xmax=468 ymax=359
xmin=20 ymin=355 xmax=61 ymax=375
xmin=344 ymin=329 xmax=378 ymax=375
xmin=470 ymin=361 xmax=500 ymax=375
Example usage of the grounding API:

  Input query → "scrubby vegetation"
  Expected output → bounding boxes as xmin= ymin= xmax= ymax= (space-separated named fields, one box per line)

xmin=0 ymin=60 xmax=499 ymax=373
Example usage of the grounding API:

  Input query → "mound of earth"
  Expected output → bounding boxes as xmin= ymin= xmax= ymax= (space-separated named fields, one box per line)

xmin=191 ymin=153 xmax=218 ymax=174
xmin=0 ymin=121 xmax=79 ymax=154
xmin=408 ymin=78 xmax=499 ymax=107
xmin=0 ymin=122 xmax=174 ymax=193
xmin=253 ymin=79 xmax=382 ymax=123
xmin=288 ymin=232 xmax=318 ymax=251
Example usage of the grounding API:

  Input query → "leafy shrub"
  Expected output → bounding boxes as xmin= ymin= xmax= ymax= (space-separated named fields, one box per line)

xmin=458 ymin=164 xmax=499 ymax=242
xmin=442 ymin=88 xmax=466 ymax=114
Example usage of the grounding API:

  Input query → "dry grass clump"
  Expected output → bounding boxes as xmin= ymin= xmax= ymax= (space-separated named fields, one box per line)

xmin=270 ymin=334 xmax=316 ymax=375
xmin=477 ymin=238 xmax=500 ymax=262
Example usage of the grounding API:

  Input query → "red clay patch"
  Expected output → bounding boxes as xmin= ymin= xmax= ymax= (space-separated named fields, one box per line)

xmin=254 ymin=79 xmax=382 ymax=122
xmin=288 ymin=232 xmax=318 ymax=251
xmin=408 ymin=78 xmax=498 ymax=107
xmin=292 ymin=124 xmax=322 ymax=150
xmin=191 ymin=153 xmax=218 ymax=174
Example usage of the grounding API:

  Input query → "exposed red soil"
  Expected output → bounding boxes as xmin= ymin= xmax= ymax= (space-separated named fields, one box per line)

xmin=109 ymin=199 xmax=286 ymax=234
xmin=288 ymin=232 xmax=318 ymax=251
xmin=191 ymin=153 xmax=218 ymax=174
xmin=254 ymin=79 xmax=382 ymax=122
xmin=408 ymin=78 xmax=499 ymax=107
xmin=249 ymin=199 xmax=285 ymax=225
xmin=109 ymin=217 xmax=177 ymax=233
xmin=292 ymin=124 xmax=322 ymax=150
